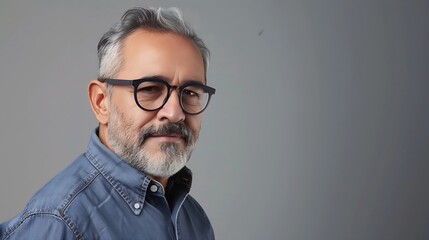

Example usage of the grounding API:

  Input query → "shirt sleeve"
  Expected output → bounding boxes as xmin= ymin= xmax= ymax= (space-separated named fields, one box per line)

xmin=2 ymin=213 xmax=77 ymax=240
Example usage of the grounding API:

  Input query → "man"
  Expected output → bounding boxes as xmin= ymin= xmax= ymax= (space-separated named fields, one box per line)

xmin=0 ymin=7 xmax=215 ymax=240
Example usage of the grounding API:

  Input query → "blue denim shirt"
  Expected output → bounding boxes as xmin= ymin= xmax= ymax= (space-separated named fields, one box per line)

xmin=0 ymin=129 xmax=214 ymax=240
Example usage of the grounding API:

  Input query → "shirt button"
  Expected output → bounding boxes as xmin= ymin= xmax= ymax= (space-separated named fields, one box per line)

xmin=150 ymin=185 xmax=158 ymax=193
xmin=134 ymin=203 xmax=141 ymax=210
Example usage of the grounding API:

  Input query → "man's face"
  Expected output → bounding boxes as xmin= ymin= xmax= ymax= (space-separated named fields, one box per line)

xmin=105 ymin=29 xmax=205 ymax=178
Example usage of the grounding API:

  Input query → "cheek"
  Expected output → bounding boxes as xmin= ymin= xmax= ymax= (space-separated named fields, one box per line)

xmin=118 ymin=107 xmax=156 ymax=132
xmin=136 ymin=113 xmax=158 ymax=130
xmin=186 ymin=116 xmax=201 ymax=136
xmin=113 ymin=96 xmax=156 ymax=129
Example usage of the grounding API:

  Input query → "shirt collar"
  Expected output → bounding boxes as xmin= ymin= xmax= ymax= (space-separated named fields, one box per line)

xmin=84 ymin=128 xmax=193 ymax=215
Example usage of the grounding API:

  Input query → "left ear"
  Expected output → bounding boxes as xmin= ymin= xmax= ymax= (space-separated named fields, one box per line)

xmin=87 ymin=80 xmax=110 ymax=124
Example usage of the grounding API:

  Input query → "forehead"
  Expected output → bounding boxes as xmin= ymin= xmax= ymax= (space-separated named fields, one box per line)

xmin=117 ymin=29 xmax=205 ymax=83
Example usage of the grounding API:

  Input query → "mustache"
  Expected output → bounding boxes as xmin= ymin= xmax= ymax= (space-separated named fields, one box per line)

xmin=139 ymin=122 xmax=191 ymax=145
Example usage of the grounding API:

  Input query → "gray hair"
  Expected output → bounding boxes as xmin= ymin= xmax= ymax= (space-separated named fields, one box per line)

xmin=97 ymin=7 xmax=210 ymax=81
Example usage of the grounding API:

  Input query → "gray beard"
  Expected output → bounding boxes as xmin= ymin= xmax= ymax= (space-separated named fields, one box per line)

xmin=106 ymin=107 xmax=197 ymax=178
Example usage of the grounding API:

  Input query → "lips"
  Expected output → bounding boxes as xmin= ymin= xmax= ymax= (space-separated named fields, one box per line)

xmin=147 ymin=134 xmax=185 ymax=145
xmin=151 ymin=133 xmax=183 ymax=137
xmin=150 ymin=134 xmax=184 ymax=139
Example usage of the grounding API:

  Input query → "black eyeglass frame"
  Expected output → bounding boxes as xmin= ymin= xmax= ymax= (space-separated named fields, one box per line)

xmin=98 ymin=77 xmax=216 ymax=115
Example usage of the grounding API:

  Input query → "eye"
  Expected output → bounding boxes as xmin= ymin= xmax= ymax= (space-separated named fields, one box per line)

xmin=136 ymin=82 xmax=166 ymax=101
xmin=139 ymin=86 xmax=162 ymax=93
xmin=137 ymin=81 xmax=167 ymax=95
xmin=182 ymin=89 xmax=199 ymax=97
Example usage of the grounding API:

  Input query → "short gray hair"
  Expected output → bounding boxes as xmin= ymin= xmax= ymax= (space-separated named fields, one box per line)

xmin=97 ymin=7 xmax=210 ymax=80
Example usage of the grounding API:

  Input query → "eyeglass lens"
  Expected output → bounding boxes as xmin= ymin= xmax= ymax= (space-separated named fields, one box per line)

xmin=136 ymin=81 xmax=209 ymax=114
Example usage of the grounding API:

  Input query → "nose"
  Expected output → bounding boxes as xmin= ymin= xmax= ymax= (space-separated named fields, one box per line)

xmin=157 ymin=90 xmax=185 ymax=123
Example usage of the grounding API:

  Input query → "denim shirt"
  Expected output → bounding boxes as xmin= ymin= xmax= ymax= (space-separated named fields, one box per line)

xmin=0 ymin=130 xmax=214 ymax=240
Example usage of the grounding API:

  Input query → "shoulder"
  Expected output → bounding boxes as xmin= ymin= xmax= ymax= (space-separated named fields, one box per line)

xmin=1 ymin=210 xmax=79 ymax=240
xmin=1 ymin=154 xmax=99 ymax=240
xmin=27 ymin=154 xmax=99 ymax=211
xmin=184 ymin=195 xmax=209 ymax=215
xmin=180 ymin=195 xmax=215 ymax=239
xmin=184 ymin=195 xmax=213 ymax=226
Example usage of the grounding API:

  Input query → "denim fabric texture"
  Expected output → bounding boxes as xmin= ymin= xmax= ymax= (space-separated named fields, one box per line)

xmin=0 ymin=129 xmax=214 ymax=240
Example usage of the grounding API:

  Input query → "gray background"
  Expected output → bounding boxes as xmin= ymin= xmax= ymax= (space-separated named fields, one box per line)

xmin=1 ymin=0 xmax=428 ymax=239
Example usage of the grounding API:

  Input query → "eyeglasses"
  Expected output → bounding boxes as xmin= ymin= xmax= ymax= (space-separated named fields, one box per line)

xmin=99 ymin=77 xmax=216 ymax=115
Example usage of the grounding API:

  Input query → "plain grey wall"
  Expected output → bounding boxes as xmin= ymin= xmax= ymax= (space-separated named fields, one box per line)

xmin=1 ymin=0 xmax=429 ymax=239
